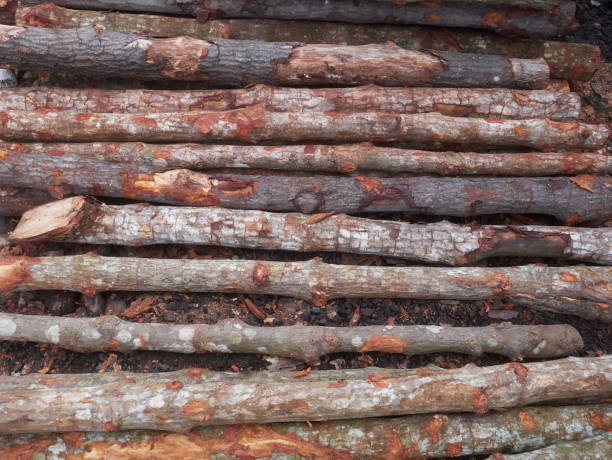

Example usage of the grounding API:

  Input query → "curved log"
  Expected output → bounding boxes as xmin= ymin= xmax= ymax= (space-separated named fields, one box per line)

xmin=0 ymin=25 xmax=551 ymax=87
xmin=0 ymin=186 xmax=53 ymax=216
xmin=11 ymin=197 xmax=612 ymax=266
xmin=1 ymin=404 xmax=610 ymax=459
xmin=0 ymin=313 xmax=583 ymax=362
xmin=0 ymin=86 xmax=582 ymax=120
xmin=0 ymin=356 xmax=609 ymax=433
xmin=487 ymin=433 xmax=612 ymax=460
xmin=1 ymin=256 xmax=610 ymax=320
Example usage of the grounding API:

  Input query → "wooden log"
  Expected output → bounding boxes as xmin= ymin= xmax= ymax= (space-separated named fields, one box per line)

xmin=0 ymin=0 xmax=16 ymax=25
xmin=0 ymin=25 xmax=552 ymax=88
xmin=372 ymin=0 xmax=563 ymax=8
xmin=1 ymin=404 xmax=610 ymax=459
xmin=0 ymin=313 xmax=583 ymax=362
xmin=0 ymin=356 xmax=609 ymax=433
xmin=16 ymin=5 xmax=598 ymax=80
xmin=0 ymin=109 xmax=607 ymax=150
xmin=0 ymin=86 xmax=583 ymax=120
xmin=0 ymin=186 xmax=53 ymax=216
xmin=19 ymin=0 xmax=576 ymax=37
xmin=487 ymin=433 xmax=612 ymax=460
xmin=11 ymin=197 xmax=612 ymax=266
xmin=1 ymin=256 xmax=610 ymax=320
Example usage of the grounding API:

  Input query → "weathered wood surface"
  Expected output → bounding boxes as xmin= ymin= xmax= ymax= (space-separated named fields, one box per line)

xmin=1 ymin=256 xmax=610 ymax=320
xmin=0 ymin=186 xmax=53 ymax=216
xmin=15 ymin=4 xmax=597 ymax=80
xmin=1 ymin=109 xmax=607 ymax=150
xmin=19 ymin=0 xmax=576 ymax=37
xmin=0 ymin=25 xmax=552 ymax=87
xmin=1 ymin=404 xmax=609 ymax=459
xmin=487 ymin=432 xmax=612 ymax=460
xmin=11 ymin=197 xmax=612 ymax=266
xmin=0 ymin=86 xmax=582 ymax=120
xmin=0 ymin=0 xmax=16 ymax=25
xmin=0 ymin=313 xmax=583 ymax=362
xmin=0 ymin=356 xmax=609 ymax=433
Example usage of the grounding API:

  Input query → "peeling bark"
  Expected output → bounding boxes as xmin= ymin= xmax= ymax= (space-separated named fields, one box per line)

xmin=0 ymin=25 xmax=552 ymax=87
xmin=19 ymin=0 xmax=576 ymax=37
xmin=15 ymin=5 xmax=597 ymax=80
xmin=1 ymin=256 xmax=610 ymax=320
xmin=487 ymin=433 xmax=612 ymax=460
xmin=11 ymin=197 xmax=612 ymax=266
xmin=0 ymin=312 xmax=583 ymax=362
xmin=0 ymin=186 xmax=53 ymax=216
xmin=0 ymin=86 xmax=582 ymax=120
xmin=0 ymin=109 xmax=607 ymax=150
xmin=0 ymin=356 xmax=609 ymax=433
xmin=0 ymin=404 xmax=609 ymax=459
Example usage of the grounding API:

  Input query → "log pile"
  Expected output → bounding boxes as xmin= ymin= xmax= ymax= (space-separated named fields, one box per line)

xmin=0 ymin=0 xmax=610 ymax=458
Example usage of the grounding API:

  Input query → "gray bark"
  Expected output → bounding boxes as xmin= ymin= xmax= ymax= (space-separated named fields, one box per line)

xmin=487 ymin=433 xmax=612 ymax=460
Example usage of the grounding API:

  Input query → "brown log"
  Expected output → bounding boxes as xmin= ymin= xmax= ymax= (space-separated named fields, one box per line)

xmin=0 ymin=186 xmax=53 ymax=216
xmin=0 ymin=0 xmax=16 ymax=25
xmin=19 ymin=0 xmax=576 ymax=37
xmin=1 ymin=256 xmax=610 ymax=321
xmin=0 ymin=85 xmax=582 ymax=120
xmin=11 ymin=197 xmax=612 ymax=266
xmin=0 ymin=108 xmax=608 ymax=150
xmin=1 ymin=404 xmax=610 ymax=459
xmin=0 ymin=356 xmax=610 ymax=433
xmin=0 ymin=313 xmax=583 ymax=362
xmin=16 ymin=4 xmax=598 ymax=80
xmin=487 ymin=433 xmax=612 ymax=460
xmin=0 ymin=25 xmax=552 ymax=88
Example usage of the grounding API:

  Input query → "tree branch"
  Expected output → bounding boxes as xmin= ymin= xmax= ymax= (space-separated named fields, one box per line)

xmin=487 ymin=433 xmax=612 ymax=460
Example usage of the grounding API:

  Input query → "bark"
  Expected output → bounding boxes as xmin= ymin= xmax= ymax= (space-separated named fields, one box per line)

xmin=0 ymin=355 xmax=610 ymax=433
xmin=487 ymin=433 xmax=612 ymax=460
xmin=0 ymin=25 xmax=552 ymax=88
xmin=0 ymin=312 xmax=584 ymax=362
xmin=0 ymin=0 xmax=15 ymax=25
xmin=0 ymin=109 xmax=608 ymax=150
xmin=0 ymin=86 xmax=582 ymax=120
xmin=372 ymin=0 xmax=563 ymax=8
xmin=19 ymin=0 xmax=576 ymax=37
xmin=11 ymin=197 xmax=612 ymax=266
xmin=0 ymin=186 xmax=52 ymax=216
xmin=1 ymin=256 xmax=610 ymax=321
xmin=0 ymin=404 xmax=609 ymax=459
xmin=15 ymin=5 xmax=598 ymax=80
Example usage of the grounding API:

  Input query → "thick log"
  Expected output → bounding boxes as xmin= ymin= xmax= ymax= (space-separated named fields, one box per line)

xmin=0 ymin=313 xmax=583 ymax=362
xmin=487 ymin=433 xmax=612 ymax=460
xmin=19 ymin=0 xmax=576 ymax=37
xmin=0 ymin=86 xmax=582 ymax=120
xmin=0 ymin=108 xmax=607 ymax=150
xmin=11 ymin=197 xmax=612 ymax=266
xmin=0 ymin=186 xmax=52 ymax=216
xmin=0 ymin=356 xmax=610 ymax=433
xmin=1 ymin=404 xmax=610 ymax=459
xmin=16 ymin=5 xmax=598 ymax=80
xmin=0 ymin=25 xmax=552 ymax=88
xmin=1 ymin=256 xmax=610 ymax=320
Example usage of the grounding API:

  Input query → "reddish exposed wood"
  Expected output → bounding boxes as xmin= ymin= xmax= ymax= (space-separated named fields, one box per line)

xmin=11 ymin=197 xmax=612 ymax=266
xmin=0 ymin=186 xmax=53 ymax=216
xmin=1 ymin=256 xmax=610 ymax=320
xmin=0 ymin=356 xmax=609 ymax=433
xmin=0 ymin=25 xmax=551 ymax=88
xmin=0 ymin=86 xmax=582 ymax=120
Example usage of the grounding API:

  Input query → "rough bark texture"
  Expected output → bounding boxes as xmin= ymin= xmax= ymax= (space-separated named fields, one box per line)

xmin=0 ymin=25 xmax=552 ymax=88
xmin=0 ymin=86 xmax=582 ymax=120
xmin=20 ymin=0 xmax=576 ymax=37
xmin=487 ymin=433 xmax=612 ymax=460
xmin=0 ymin=404 xmax=609 ymax=459
xmin=1 ymin=256 xmax=610 ymax=320
xmin=0 ymin=0 xmax=15 ymax=24
xmin=3 ymin=141 xmax=610 ymax=177
xmin=15 ymin=5 xmax=597 ymax=80
xmin=0 ymin=108 xmax=607 ymax=150
xmin=11 ymin=197 xmax=612 ymax=266
xmin=0 ymin=312 xmax=583 ymax=362
xmin=0 ymin=186 xmax=52 ymax=216
xmin=0 ymin=356 xmax=609 ymax=433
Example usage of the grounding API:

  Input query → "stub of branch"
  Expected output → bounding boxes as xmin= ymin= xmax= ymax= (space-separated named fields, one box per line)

xmin=0 ymin=109 xmax=607 ymax=150
xmin=0 ymin=404 xmax=609 ymax=458
xmin=15 ymin=5 xmax=598 ymax=80
xmin=0 ymin=356 xmax=610 ymax=433
xmin=0 ymin=25 xmax=552 ymax=87
xmin=11 ymin=197 xmax=612 ymax=266
xmin=0 ymin=86 xmax=582 ymax=120
xmin=487 ymin=433 xmax=612 ymax=460
xmin=0 ymin=313 xmax=584 ymax=362
xmin=1 ymin=256 xmax=610 ymax=321
xmin=0 ymin=186 xmax=53 ymax=216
